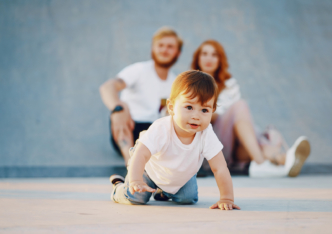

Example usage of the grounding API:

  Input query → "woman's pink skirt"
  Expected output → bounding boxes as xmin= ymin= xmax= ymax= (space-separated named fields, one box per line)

xmin=212 ymin=99 xmax=256 ymax=166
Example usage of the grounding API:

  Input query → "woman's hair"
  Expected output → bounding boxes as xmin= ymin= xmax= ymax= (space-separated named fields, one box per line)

xmin=191 ymin=40 xmax=232 ymax=92
xmin=170 ymin=70 xmax=219 ymax=110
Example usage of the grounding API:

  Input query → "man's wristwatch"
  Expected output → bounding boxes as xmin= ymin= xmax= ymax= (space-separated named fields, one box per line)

xmin=111 ymin=105 xmax=124 ymax=114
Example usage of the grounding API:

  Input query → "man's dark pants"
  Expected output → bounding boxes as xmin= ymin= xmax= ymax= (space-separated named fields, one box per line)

xmin=110 ymin=119 xmax=152 ymax=155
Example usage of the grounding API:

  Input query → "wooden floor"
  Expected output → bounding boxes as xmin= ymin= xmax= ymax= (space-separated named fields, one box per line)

xmin=1 ymin=176 xmax=332 ymax=233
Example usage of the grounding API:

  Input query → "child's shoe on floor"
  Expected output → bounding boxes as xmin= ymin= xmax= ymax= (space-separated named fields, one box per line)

xmin=110 ymin=174 xmax=125 ymax=188
xmin=153 ymin=188 xmax=169 ymax=201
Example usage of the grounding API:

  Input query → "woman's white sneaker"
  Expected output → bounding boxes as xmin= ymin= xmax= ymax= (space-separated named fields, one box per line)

xmin=285 ymin=136 xmax=311 ymax=177
xmin=249 ymin=160 xmax=288 ymax=178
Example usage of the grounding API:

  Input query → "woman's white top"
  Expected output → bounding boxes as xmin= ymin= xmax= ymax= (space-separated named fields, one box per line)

xmin=138 ymin=116 xmax=223 ymax=194
xmin=215 ymin=78 xmax=241 ymax=115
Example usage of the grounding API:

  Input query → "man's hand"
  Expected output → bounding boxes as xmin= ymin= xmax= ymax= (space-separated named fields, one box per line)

xmin=129 ymin=181 xmax=156 ymax=195
xmin=111 ymin=102 xmax=135 ymax=144
xmin=209 ymin=199 xmax=241 ymax=210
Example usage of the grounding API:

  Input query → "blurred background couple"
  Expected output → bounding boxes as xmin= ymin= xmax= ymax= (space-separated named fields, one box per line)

xmin=100 ymin=26 xmax=310 ymax=178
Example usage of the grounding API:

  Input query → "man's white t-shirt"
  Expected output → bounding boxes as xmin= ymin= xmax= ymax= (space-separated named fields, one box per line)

xmin=138 ymin=116 xmax=223 ymax=194
xmin=117 ymin=60 xmax=176 ymax=123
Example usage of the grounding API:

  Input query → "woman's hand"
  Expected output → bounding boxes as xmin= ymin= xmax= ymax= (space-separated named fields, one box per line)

xmin=129 ymin=181 xmax=156 ymax=195
xmin=210 ymin=199 xmax=241 ymax=210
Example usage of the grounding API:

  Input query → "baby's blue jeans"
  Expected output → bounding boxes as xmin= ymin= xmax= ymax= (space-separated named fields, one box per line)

xmin=111 ymin=171 xmax=198 ymax=205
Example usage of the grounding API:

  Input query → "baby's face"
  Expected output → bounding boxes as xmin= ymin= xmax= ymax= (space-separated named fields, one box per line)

xmin=168 ymin=93 xmax=214 ymax=137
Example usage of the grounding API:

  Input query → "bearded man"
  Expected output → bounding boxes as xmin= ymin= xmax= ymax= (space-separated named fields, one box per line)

xmin=100 ymin=27 xmax=182 ymax=165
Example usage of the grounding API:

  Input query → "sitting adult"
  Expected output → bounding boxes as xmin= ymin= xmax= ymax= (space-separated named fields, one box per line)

xmin=191 ymin=40 xmax=311 ymax=177
xmin=100 ymin=27 xmax=182 ymax=165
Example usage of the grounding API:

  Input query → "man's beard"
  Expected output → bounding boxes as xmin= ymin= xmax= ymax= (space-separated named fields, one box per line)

xmin=151 ymin=51 xmax=179 ymax=68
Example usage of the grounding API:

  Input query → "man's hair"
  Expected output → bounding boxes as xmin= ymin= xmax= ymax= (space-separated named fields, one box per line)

xmin=152 ymin=26 xmax=183 ymax=51
xmin=170 ymin=70 xmax=219 ymax=111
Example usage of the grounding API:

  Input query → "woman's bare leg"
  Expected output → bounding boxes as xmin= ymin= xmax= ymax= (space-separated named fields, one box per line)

xmin=234 ymin=120 xmax=266 ymax=164
xmin=213 ymin=99 xmax=286 ymax=166
xmin=235 ymin=141 xmax=251 ymax=163
xmin=235 ymin=135 xmax=286 ymax=165
xmin=261 ymin=144 xmax=286 ymax=165
xmin=230 ymin=100 xmax=286 ymax=165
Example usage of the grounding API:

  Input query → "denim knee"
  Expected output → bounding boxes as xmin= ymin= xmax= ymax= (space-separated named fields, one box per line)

xmin=171 ymin=175 xmax=199 ymax=204
xmin=124 ymin=190 xmax=152 ymax=205
xmin=172 ymin=189 xmax=198 ymax=204
xmin=173 ymin=195 xmax=198 ymax=204
xmin=126 ymin=198 xmax=148 ymax=205
xmin=112 ymin=182 xmax=152 ymax=205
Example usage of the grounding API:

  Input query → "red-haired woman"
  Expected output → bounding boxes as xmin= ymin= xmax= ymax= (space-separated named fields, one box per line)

xmin=191 ymin=40 xmax=310 ymax=177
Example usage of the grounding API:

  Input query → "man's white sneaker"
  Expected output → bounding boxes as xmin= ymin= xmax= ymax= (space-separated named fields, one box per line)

xmin=249 ymin=160 xmax=288 ymax=178
xmin=285 ymin=136 xmax=310 ymax=177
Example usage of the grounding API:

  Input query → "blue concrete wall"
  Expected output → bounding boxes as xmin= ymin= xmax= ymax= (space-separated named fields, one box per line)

xmin=1 ymin=0 xmax=332 ymax=173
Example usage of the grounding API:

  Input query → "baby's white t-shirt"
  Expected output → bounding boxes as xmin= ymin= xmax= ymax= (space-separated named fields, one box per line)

xmin=117 ymin=60 xmax=176 ymax=123
xmin=138 ymin=116 xmax=223 ymax=194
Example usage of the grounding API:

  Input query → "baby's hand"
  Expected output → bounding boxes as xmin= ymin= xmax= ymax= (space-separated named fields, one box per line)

xmin=210 ymin=199 xmax=241 ymax=210
xmin=129 ymin=181 xmax=156 ymax=195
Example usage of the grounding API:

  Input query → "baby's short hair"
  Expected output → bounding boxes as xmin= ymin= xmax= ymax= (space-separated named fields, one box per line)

xmin=170 ymin=70 xmax=219 ymax=110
